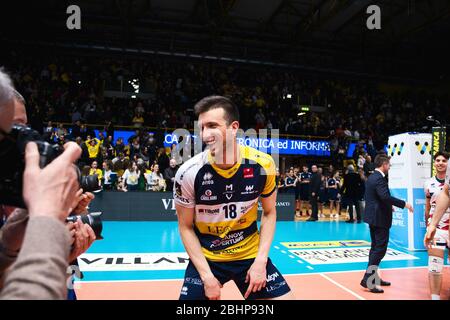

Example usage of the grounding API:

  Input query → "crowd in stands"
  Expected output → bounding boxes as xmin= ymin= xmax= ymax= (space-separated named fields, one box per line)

xmin=3 ymin=48 xmax=449 ymax=187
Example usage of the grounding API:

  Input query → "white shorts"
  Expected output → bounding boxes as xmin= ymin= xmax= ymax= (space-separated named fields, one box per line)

xmin=434 ymin=228 xmax=449 ymax=248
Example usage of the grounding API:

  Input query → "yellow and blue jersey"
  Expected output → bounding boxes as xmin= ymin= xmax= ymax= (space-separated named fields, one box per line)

xmin=173 ymin=145 xmax=277 ymax=262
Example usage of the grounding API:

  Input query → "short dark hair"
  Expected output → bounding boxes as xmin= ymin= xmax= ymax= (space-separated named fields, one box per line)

xmin=194 ymin=95 xmax=239 ymax=125
xmin=433 ymin=151 xmax=449 ymax=160
xmin=374 ymin=154 xmax=390 ymax=168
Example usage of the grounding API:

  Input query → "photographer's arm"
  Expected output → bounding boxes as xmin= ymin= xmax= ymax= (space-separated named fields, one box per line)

xmin=0 ymin=142 xmax=80 ymax=300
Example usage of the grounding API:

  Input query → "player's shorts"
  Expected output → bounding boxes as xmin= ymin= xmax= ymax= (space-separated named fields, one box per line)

xmin=328 ymin=189 xmax=339 ymax=201
xmin=300 ymin=186 xmax=310 ymax=201
xmin=433 ymin=228 xmax=449 ymax=248
xmin=179 ymin=258 xmax=291 ymax=300
xmin=295 ymin=187 xmax=301 ymax=200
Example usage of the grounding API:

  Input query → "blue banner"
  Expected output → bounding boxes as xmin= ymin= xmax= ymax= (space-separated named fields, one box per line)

xmin=390 ymin=188 xmax=409 ymax=249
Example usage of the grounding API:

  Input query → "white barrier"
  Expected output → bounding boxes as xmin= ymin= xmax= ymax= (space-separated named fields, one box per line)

xmin=388 ymin=132 xmax=431 ymax=251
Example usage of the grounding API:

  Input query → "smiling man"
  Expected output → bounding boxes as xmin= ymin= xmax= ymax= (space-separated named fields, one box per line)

xmin=173 ymin=95 xmax=292 ymax=300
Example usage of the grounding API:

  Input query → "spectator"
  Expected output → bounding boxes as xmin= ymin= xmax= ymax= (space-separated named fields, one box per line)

xmin=307 ymin=165 xmax=321 ymax=222
xmin=145 ymin=164 xmax=166 ymax=191
xmin=121 ymin=161 xmax=140 ymax=191
xmin=342 ymin=165 xmax=363 ymax=223
xmin=363 ymin=155 xmax=375 ymax=178
xmin=284 ymin=169 xmax=296 ymax=194
xmin=163 ymin=159 xmax=178 ymax=192
xmin=85 ymin=136 xmax=102 ymax=161
xmin=102 ymin=160 xmax=116 ymax=190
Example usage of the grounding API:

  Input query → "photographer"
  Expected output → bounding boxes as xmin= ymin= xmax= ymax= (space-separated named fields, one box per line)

xmin=0 ymin=69 xmax=83 ymax=299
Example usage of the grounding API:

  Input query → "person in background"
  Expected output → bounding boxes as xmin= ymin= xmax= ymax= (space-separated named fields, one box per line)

xmin=327 ymin=172 xmax=340 ymax=219
xmin=164 ymin=159 xmax=178 ymax=192
xmin=423 ymin=152 xmax=449 ymax=300
xmin=102 ymin=160 xmax=116 ymax=190
xmin=342 ymin=165 xmax=363 ymax=223
xmin=307 ymin=165 xmax=321 ymax=222
xmin=298 ymin=165 xmax=312 ymax=217
xmin=318 ymin=168 xmax=328 ymax=219
xmin=122 ymin=161 xmax=140 ymax=191
xmin=284 ymin=169 xmax=296 ymax=197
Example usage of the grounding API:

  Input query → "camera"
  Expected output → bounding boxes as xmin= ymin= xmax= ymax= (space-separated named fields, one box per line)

xmin=66 ymin=212 xmax=103 ymax=239
xmin=0 ymin=124 xmax=100 ymax=208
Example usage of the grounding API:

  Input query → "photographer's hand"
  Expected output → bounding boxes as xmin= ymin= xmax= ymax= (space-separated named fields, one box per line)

xmin=23 ymin=142 xmax=81 ymax=222
xmin=71 ymin=189 xmax=95 ymax=215
xmin=67 ymin=219 xmax=96 ymax=262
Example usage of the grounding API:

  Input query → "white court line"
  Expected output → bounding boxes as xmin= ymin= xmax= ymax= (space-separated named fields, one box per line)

xmin=296 ymin=260 xmax=303 ymax=264
xmin=274 ymin=246 xmax=280 ymax=250
xmin=306 ymin=266 xmax=314 ymax=270
xmin=319 ymin=273 xmax=366 ymax=300
xmin=281 ymin=250 xmax=287 ymax=254
xmin=77 ymin=266 xmax=430 ymax=283
xmin=288 ymin=255 xmax=296 ymax=259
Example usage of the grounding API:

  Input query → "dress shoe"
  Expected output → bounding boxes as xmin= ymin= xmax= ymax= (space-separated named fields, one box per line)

xmin=345 ymin=220 xmax=355 ymax=223
xmin=306 ymin=218 xmax=318 ymax=221
xmin=379 ymin=279 xmax=391 ymax=286
xmin=360 ymin=280 xmax=384 ymax=293
xmin=356 ymin=220 xmax=362 ymax=223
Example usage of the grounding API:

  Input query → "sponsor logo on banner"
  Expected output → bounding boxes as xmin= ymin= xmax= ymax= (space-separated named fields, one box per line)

xmin=281 ymin=240 xmax=370 ymax=249
xmin=388 ymin=142 xmax=405 ymax=157
xmin=77 ymin=253 xmax=190 ymax=271
xmin=415 ymin=141 xmax=431 ymax=155
xmin=290 ymin=247 xmax=418 ymax=265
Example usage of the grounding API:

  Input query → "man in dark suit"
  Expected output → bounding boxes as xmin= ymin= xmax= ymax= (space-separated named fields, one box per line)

xmin=307 ymin=165 xmax=321 ymax=221
xmin=360 ymin=154 xmax=413 ymax=293
xmin=342 ymin=165 xmax=363 ymax=223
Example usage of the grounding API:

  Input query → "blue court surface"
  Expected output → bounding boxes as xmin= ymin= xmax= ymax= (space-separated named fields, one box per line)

xmin=78 ymin=221 xmax=441 ymax=282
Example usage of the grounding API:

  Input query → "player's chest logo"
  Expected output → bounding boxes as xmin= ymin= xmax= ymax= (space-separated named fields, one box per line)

xmin=202 ymin=172 xmax=214 ymax=186
xmin=223 ymin=184 xmax=234 ymax=200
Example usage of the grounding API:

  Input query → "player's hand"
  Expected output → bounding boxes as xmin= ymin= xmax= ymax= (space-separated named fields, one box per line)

xmin=404 ymin=203 xmax=414 ymax=213
xmin=244 ymin=259 xmax=267 ymax=299
xmin=203 ymin=275 xmax=222 ymax=300
xmin=424 ymin=225 xmax=437 ymax=249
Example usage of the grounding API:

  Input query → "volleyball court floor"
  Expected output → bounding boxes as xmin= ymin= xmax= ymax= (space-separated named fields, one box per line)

xmin=75 ymin=216 xmax=450 ymax=300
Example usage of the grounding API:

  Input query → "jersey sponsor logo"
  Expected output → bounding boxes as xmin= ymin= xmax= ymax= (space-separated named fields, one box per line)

xmin=223 ymin=184 xmax=235 ymax=200
xmin=201 ymin=189 xmax=217 ymax=201
xmin=202 ymin=172 xmax=214 ymax=185
xmin=266 ymin=272 xmax=279 ymax=283
xmin=241 ymin=185 xmax=258 ymax=195
xmin=210 ymin=231 xmax=245 ymax=249
xmin=198 ymin=208 xmax=220 ymax=215
xmin=207 ymin=225 xmax=232 ymax=235
xmin=243 ymin=167 xmax=254 ymax=178
xmin=174 ymin=194 xmax=190 ymax=204
xmin=175 ymin=181 xmax=182 ymax=197
xmin=265 ymin=281 xmax=287 ymax=293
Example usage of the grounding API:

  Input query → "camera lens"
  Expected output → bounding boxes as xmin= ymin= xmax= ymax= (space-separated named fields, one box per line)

xmin=80 ymin=175 xmax=101 ymax=193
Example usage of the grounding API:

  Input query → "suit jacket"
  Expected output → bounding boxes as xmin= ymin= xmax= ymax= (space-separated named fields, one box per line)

xmin=0 ymin=216 xmax=71 ymax=299
xmin=309 ymin=172 xmax=321 ymax=195
xmin=342 ymin=172 xmax=363 ymax=198
xmin=363 ymin=170 xmax=405 ymax=228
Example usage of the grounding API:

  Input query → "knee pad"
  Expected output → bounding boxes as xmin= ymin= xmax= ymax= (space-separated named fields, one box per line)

xmin=429 ymin=256 xmax=444 ymax=274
